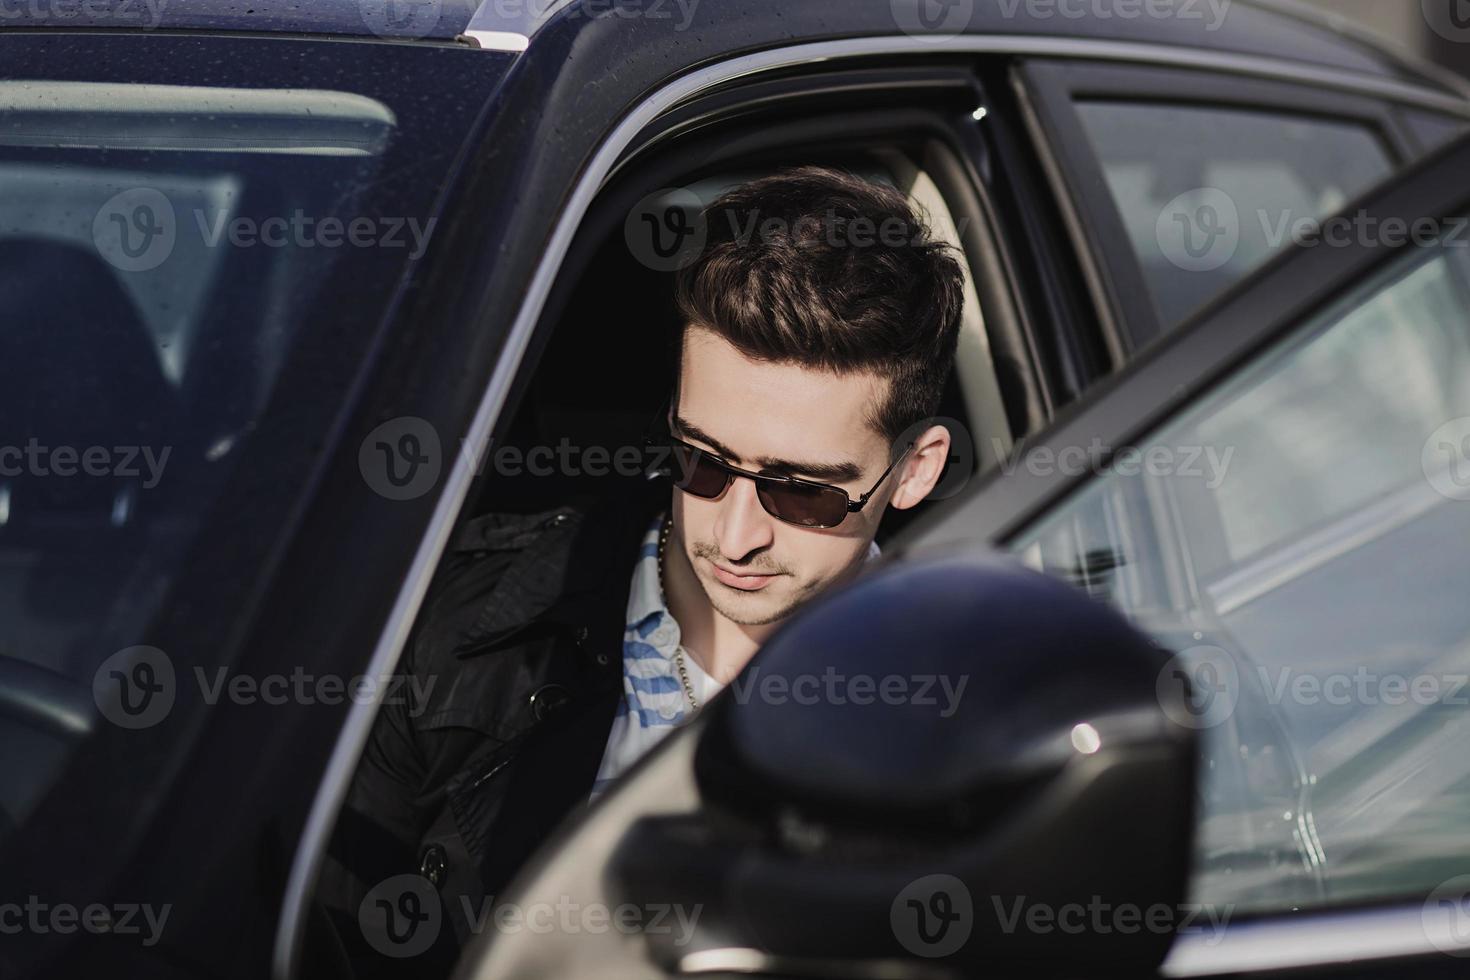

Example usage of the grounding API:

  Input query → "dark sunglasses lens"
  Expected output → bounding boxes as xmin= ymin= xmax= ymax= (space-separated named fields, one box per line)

xmin=671 ymin=444 xmax=729 ymax=499
xmin=757 ymin=480 xmax=847 ymax=528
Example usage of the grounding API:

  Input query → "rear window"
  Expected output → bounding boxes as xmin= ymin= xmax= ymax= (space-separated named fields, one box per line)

xmin=1075 ymin=101 xmax=1395 ymax=331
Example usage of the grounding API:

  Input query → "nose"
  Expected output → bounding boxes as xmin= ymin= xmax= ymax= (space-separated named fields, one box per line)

xmin=712 ymin=474 xmax=775 ymax=562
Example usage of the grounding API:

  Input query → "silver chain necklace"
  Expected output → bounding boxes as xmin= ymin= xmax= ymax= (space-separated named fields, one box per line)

xmin=656 ymin=516 xmax=699 ymax=713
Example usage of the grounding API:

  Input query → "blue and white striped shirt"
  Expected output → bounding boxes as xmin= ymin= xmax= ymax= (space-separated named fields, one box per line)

xmin=589 ymin=511 xmax=879 ymax=799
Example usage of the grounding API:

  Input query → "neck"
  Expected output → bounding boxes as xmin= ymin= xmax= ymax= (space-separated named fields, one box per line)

xmin=662 ymin=521 xmax=778 ymax=685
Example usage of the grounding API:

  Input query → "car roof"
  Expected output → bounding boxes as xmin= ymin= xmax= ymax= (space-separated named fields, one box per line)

xmin=4 ymin=0 xmax=1463 ymax=101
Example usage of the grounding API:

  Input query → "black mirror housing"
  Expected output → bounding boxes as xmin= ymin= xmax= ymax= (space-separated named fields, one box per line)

xmin=613 ymin=552 xmax=1198 ymax=977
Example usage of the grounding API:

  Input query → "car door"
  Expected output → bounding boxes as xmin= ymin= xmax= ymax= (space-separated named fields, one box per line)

xmin=896 ymin=129 xmax=1470 ymax=977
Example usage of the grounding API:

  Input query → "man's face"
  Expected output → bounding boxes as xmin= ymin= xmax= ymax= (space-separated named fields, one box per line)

xmin=670 ymin=326 xmax=897 ymax=627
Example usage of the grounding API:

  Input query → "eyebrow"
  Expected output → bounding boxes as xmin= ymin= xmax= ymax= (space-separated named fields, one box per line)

xmin=671 ymin=412 xmax=865 ymax=484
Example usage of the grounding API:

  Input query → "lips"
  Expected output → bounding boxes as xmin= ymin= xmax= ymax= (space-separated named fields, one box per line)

xmin=709 ymin=560 xmax=780 ymax=592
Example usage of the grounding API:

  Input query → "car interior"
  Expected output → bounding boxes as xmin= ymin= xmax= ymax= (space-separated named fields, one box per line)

xmin=464 ymin=138 xmax=1016 ymax=544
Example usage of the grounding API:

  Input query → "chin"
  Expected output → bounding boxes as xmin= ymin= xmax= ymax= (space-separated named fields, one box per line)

xmin=702 ymin=575 xmax=809 ymax=628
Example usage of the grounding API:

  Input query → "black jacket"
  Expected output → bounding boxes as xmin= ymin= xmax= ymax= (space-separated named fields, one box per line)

xmin=310 ymin=479 xmax=664 ymax=977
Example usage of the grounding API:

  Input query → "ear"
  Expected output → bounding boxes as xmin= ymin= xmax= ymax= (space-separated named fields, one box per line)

xmin=888 ymin=423 xmax=952 ymax=511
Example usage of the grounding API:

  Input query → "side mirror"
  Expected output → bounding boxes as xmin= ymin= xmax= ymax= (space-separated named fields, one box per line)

xmin=465 ymin=551 xmax=1197 ymax=979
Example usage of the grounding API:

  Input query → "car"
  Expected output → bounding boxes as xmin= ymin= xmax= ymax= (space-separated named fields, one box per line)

xmin=3 ymin=0 xmax=1470 ymax=978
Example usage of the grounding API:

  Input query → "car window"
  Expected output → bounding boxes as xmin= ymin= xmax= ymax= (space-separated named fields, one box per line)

xmin=1010 ymin=240 xmax=1470 ymax=914
xmin=1074 ymin=101 xmax=1395 ymax=332
xmin=0 ymin=38 xmax=503 ymax=852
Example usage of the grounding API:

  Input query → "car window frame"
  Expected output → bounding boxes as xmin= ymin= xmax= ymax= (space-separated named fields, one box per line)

xmin=892 ymin=128 xmax=1470 ymax=977
xmin=273 ymin=44 xmax=1065 ymax=980
xmin=1015 ymin=58 xmax=1425 ymax=360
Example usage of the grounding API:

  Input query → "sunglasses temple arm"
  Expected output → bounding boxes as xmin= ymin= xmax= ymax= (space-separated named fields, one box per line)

xmin=851 ymin=441 xmax=917 ymax=511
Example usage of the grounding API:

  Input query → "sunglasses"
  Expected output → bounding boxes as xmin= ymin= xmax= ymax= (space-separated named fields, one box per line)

xmin=654 ymin=432 xmax=912 ymax=529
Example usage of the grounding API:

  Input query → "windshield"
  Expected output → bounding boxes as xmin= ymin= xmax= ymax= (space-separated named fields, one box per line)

xmin=0 ymin=33 xmax=505 ymax=850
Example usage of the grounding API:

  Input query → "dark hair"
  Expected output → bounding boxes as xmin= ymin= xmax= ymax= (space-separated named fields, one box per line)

xmin=673 ymin=165 xmax=965 ymax=444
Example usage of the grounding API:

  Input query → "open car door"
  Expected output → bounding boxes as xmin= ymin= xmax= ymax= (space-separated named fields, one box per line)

xmin=453 ymin=131 xmax=1470 ymax=980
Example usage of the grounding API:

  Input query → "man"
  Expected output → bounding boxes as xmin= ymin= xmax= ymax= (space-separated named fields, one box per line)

xmin=310 ymin=165 xmax=965 ymax=977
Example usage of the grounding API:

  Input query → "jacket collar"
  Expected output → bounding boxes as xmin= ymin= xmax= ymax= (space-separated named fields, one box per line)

xmin=453 ymin=478 xmax=667 ymax=655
